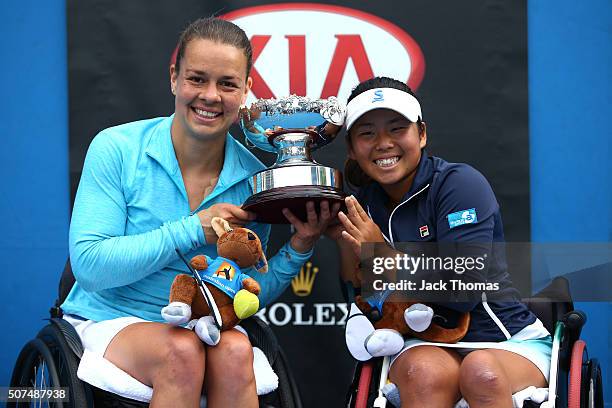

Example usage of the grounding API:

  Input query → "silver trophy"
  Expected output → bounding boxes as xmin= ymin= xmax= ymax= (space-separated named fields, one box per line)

xmin=239 ymin=95 xmax=347 ymax=224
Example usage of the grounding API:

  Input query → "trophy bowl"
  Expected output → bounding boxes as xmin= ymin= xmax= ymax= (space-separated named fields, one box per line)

xmin=239 ymin=95 xmax=347 ymax=224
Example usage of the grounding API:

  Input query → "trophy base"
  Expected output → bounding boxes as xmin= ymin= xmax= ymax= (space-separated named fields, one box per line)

xmin=243 ymin=186 xmax=347 ymax=224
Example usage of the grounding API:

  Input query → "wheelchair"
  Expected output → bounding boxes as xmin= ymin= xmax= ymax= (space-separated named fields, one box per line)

xmin=344 ymin=277 xmax=604 ymax=408
xmin=9 ymin=261 xmax=303 ymax=408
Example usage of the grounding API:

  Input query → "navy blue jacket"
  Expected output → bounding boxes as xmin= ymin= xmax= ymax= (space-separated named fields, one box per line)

xmin=356 ymin=152 xmax=536 ymax=342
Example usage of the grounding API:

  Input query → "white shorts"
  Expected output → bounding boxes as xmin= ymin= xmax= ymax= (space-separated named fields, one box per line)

xmin=63 ymin=314 xmax=278 ymax=401
xmin=63 ymin=314 xmax=148 ymax=357
xmin=390 ymin=320 xmax=553 ymax=382
xmin=63 ymin=314 xmax=156 ymax=402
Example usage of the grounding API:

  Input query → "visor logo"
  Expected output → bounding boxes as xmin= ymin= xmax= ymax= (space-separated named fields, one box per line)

xmin=372 ymin=89 xmax=384 ymax=103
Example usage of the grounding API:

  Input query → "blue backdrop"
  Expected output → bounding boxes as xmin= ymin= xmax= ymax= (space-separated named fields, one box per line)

xmin=528 ymin=0 xmax=611 ymax=402
xmin=1 ymin=0 xmax=610 ymax=405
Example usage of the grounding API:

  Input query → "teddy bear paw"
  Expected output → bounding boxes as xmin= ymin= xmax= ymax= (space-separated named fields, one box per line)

xmin=345 ymin=303 xmax=376 ymax=361
xmin=404 ymin=303 xmax=434 ymax=332
xmin=195 ymin=316 xmax=221 ymax=346
xmin=161 ymin=301 xmax=192 ymax=325
xmin=364 ymin=329 xmax=405 ymax=357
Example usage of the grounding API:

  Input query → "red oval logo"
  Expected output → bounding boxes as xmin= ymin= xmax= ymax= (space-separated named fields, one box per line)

xmin=221 ymin=3 xmax=425 ymax=103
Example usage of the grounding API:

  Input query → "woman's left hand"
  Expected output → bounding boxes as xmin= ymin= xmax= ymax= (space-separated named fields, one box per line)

xmin=283 ymin=201 xmax=341 ymax=253
xmin=339 ymin=195 xmax=385 ymax=257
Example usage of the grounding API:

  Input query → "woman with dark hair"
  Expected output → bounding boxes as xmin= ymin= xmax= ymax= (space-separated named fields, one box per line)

xmin=332 ymin=76 xmax=552 ymax=407
xmin=61 ymin=17 xmax=335 ymax=407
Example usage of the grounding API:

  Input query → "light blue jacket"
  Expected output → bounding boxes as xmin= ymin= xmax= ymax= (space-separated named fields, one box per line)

xmin=61 ymin=116 xmax=312 ymax=322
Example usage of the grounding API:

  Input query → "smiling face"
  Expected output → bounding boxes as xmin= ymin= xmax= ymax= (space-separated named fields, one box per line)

xmin=170 ymin=38 xmax=252 ymax=142
xmin=348 ymin=108 xmax=427 ymax=203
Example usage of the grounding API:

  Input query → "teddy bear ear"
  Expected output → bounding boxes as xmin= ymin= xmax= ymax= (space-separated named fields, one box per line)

xmin=211 ymin=217 xmax=232 ymax=237
xmin=254 ymin=252 xmax=268 ymax=273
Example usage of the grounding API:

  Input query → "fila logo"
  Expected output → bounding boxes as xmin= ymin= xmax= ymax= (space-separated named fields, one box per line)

xmin=372 ymin=89 xmax=384 ymax=103
xmin=419 ymin=225 xmax=430 ymax=238
xmin=222 ymin=4 xmax=425 ymax=104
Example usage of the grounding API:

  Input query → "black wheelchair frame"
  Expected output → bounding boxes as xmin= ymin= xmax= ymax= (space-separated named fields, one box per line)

xmin=344 ymin=277 xmax=605 ymax=408
xmin=9 ymin=261 xmax=303 ymax=408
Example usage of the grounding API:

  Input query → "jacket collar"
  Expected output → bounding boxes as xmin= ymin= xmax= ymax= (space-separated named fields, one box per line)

xmin=362 ymin=150 xmax=434 ymax=230
xmin=144 ymin=116 xmax=180 ymax=178
xmin=145 ymin=115 xmax=265 ymax=204
xmin=404 ymin=150 xmax=434 ymax=198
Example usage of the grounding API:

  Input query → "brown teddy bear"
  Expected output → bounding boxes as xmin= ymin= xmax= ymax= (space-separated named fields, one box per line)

xmin=345 ymin=262 xmax=470 ymax=361
xmin=346 ymin=295 xmax=470 ymax=361
xmin=355 ymin=295 xmax=470 ymax=343
xmin=161 ymin=217 xmax=268 ymax=345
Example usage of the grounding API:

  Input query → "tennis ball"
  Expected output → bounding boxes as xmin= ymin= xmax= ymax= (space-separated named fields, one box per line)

xmin=234 ymin=289 xmax=260 ymax=319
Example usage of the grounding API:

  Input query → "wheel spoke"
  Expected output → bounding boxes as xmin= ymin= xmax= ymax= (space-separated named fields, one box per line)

xmin=32 ymin=360 xmax=39 ymax=388
xmin=40 ymin=361 xmax=49 ymax=408
xmin=41 ymin=360 xmax=47 ymax=389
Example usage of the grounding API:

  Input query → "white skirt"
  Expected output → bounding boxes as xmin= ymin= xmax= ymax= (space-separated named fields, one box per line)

xmin=63 ymin=314 xmax=278 ymax=402
xmin=390 ymin=319 xmax=553 ymax=381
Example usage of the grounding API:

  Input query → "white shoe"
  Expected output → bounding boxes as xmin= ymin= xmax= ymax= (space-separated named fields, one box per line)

xmin=161 ymin=302 xmax=192 ymax=325
xmin=195 ymin=316 xmax=221 ymax=346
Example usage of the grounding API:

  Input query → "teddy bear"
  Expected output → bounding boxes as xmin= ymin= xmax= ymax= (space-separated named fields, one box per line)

xmin=161 ymin=217 xmax=268 ymax=346
xmin=345 ymin=283 xmax=470 ymax=361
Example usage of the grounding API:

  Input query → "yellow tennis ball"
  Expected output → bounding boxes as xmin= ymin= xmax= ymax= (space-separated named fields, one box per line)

xmin=234 ymin=289 xmax=260 ymax=319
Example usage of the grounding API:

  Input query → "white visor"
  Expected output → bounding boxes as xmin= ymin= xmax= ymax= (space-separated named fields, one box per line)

xmin=345 ymin=87 xmax=422 ymax=131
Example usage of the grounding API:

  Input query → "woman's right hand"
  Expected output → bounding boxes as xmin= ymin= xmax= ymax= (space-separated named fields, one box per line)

xmin=323 ymin=217 xmax=345 ymax=241
xmin=324 ymin=212 xmax=362 ymax=286
xmin=339 ymin=195 xmax=386 ymax=258
xmin=197 ymin=204 xmax=256 ymax=244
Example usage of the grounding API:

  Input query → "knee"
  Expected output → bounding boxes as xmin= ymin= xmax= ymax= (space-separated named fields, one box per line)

xmin=392 ymin=358 xmax=453 ymax=397
xmin=211 ymin=334 xmax=255 ymax=387
xmin=158 ymin=330 xmax=206 ymax=384
xmin=460 ymin=351 xmax=509 ymax=401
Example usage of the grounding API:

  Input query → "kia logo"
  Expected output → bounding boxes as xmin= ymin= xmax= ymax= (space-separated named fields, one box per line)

xmin=222 ymin=3 xmax=425 ymax=103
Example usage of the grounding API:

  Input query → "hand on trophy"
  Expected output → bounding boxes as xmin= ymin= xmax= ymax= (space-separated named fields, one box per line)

xmin=338 ymin=195 xmax=386 ymax=258
xmin=309 ymin=122 xmax=342 ymax=148
xmin=311 ymin=97 xmax=344 ymax=146
xmin=239 ymin=105 xmax=262 ymax=134
xmin=265 ymin=125 xmax=284 ymax=136
xmin=197 ymin=203 xmax=256 ymax=244
xmin=282 ymin=200 xmax=341 ymax=253
xmin=322 ymin=216 xmax=345 ymax=241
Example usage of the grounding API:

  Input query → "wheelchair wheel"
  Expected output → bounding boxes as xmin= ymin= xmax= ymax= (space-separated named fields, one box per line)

xmin=355 ymin=361 xmax=374 ymax=408
xmin=568 ymin=340 xmax=604 ymax=408
xmin=346 ymin=360 xmax=386 ymax=408
xmin=10 ymin=323 xmax=91 ymax=408
xmin=568 ymin=340 xmax=586 ymax=408
xmin=242 ymin=316 xmax=302 ymax=408
xmin=257 ymin=348 xmax=302 ymax=408
xmin=585 ymin=359 xmax=604 ymax=408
